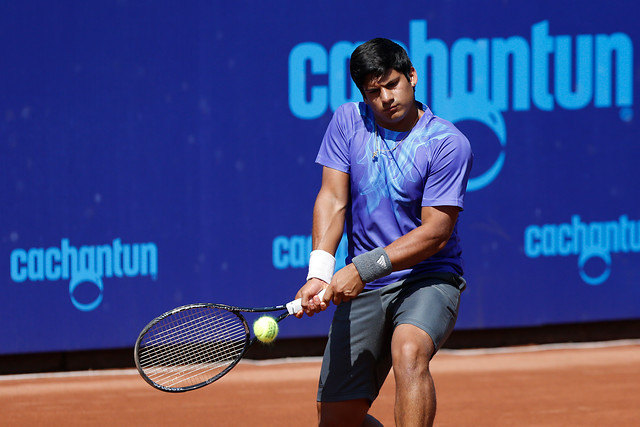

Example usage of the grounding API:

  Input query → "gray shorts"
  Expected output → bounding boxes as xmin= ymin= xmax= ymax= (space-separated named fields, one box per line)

xmin=317 ymin=272 xmax=465 ymax=404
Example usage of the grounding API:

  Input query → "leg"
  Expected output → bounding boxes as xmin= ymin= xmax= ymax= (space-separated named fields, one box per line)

xmin=317 ymin=400 xmax=383 ymax=427
xmin=388 ymin=274 xmax=464 ymax=426
xmin=317 ymin=292 xmax=392 ymax=426
xmin=391 ymin=324 xmax=437 ymax=427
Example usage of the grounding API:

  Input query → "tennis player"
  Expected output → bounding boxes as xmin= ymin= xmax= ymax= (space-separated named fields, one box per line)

xmin=294 ymin=38 xmax=473 ymax=426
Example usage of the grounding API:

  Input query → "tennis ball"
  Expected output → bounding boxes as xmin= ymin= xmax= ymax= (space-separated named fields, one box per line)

xmin=253 ymin=316 xmax=279 ymax=344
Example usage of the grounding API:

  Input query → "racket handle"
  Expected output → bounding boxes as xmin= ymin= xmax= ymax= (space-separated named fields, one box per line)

xmin=286 ymin=289 xmax=327 ymax=315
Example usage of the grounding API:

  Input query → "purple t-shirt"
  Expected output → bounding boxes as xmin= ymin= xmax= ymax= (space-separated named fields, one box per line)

xmin=316 ymin=102 xmax=473 ymax=289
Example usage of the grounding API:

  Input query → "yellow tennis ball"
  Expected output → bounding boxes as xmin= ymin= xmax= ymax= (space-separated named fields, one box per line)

xmin=253 ymin=316 xmax=279 ymax=343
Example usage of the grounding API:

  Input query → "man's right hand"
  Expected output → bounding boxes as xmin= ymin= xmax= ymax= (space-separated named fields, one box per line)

xmin=294 ymin=278 xmax=328 ymax=318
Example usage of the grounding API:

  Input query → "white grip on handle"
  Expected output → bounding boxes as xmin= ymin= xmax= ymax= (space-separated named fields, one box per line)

xmin=286 ymin=289 xmax=327 ymax=315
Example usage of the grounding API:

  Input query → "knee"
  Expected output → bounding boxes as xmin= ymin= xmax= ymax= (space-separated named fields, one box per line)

xmin=393 ymin=340 xmax=431 ymax=376
xmin=391 ymin=326 xmax=435 ymax=379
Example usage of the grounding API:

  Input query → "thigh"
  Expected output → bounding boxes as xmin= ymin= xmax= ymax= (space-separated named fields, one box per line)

xmin=389 ymin=273 xmax=464 ymax=352
xmin=317 ymin=289 xmax=393 ymax=404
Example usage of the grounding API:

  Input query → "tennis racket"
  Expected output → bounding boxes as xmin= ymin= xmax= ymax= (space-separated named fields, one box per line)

xmin=134 ymin=289 xmax=325 ymax=393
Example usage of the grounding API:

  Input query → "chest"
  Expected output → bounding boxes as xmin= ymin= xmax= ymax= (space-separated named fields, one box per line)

xmin=349 ymin=132 xmax=430 ymax=204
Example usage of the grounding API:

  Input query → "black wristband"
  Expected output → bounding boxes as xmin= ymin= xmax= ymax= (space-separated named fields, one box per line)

xmin=352 ymin=247 xmax=392 ymax=283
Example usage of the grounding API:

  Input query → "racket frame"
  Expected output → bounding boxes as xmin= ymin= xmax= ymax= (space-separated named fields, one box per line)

xmin=134 ymin=302 xmax=291 ymax=393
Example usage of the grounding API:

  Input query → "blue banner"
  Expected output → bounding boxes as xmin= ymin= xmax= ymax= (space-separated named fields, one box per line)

xmin=1 ymin=0 xmax=638 ymax=354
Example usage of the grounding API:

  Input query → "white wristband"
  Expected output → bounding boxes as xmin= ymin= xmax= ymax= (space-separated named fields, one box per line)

xmin=306 ymin=250 xmax=336 ymax=284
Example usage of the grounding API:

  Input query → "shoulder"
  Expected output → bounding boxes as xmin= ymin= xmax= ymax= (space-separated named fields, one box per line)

xmin=422 ymin=107 xmax=472 ymax=156
xmin=326 ymin=102 xmax=371 ymax=138
xmin=333 ymin=102 xmax=369 ymax=124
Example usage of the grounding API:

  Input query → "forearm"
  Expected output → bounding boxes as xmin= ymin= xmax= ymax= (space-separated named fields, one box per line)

xmin=295 ymin=167 xmax=349 ymax=315
xmin=385 ymin=224 xmax=450 ymax=271
xmin=385 ymin=206 xmax=459 ymax=271
xmin=352 ymin=205 xmax=459 ymax=280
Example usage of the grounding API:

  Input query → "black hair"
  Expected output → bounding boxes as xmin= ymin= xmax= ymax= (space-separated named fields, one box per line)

xmin=350 ymin=38 xmax=414 ymax=96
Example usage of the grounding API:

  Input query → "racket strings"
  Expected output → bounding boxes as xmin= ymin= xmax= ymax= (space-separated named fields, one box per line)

xmin=137 ymin=306 xmax=248 ymax=389
xmin=140 ymin=311 xmax=246 ymax=387
xmin=140 ymin=314 xmax=239 ymax=366
xmin=141 ymin=318 xmax=231 ymax=382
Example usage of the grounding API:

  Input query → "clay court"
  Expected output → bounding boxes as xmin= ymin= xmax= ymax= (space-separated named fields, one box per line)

xmin=2 ymin=340 xmax=638 ymax=426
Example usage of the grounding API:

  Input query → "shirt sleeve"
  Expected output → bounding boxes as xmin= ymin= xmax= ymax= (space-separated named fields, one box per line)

xmin=422 ymin=128 xmax=474 ymax=209
xmin=315 ymin=103 xmax=354 ymax=173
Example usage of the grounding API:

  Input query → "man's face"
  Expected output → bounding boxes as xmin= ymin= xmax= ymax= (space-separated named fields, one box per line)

xmin=362 ymin=67 xmax=418 ymax=131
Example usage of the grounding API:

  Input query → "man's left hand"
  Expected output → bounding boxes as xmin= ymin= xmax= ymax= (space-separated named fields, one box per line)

xmin=323 ymin=264 xmax=365 ymax=305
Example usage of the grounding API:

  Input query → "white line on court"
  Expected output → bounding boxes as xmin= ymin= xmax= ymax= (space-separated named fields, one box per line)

xmin=1 ymin=338 xmax=638 ymax=382
xmin=437 ymin=338 xmax=640 ymax=356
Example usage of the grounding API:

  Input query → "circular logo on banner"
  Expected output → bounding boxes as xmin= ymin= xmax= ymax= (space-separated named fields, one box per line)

xmin=69 ymin=271 xmax=104 ymax=312
xmin=578 ymin=249 xmax=611 ymax=286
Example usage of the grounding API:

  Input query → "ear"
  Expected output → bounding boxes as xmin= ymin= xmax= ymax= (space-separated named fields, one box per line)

xmin=409 ymin=67 xmax=418 ymax=88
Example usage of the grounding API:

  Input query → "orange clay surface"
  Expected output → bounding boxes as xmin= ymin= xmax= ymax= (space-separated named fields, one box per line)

xmin=2 ymin=341 xmax=639 ymax=426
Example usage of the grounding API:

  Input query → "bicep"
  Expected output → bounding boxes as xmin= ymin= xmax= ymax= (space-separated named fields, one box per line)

xmin=421 ymin=205 xmax=459 ymax=241
xmin=317 ymin=166 xmax=350 ymax=207
xmin=311 ymin=167 xmax=350 ymax=252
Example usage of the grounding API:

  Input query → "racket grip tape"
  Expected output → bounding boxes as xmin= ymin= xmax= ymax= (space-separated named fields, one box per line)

xmin=286 ymin=289 xmax=327 ymax=314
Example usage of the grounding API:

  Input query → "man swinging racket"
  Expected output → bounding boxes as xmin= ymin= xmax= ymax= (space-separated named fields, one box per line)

xmin=294 ymin=38 xmax=473 ymax=426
